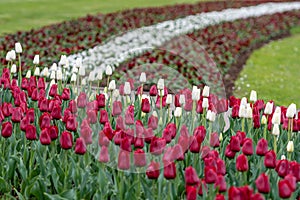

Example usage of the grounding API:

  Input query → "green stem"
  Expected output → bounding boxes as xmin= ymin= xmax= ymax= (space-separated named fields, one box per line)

xmin=273 ymin=135 xmax=277 ymax=153
xmin=191 ymin=100 xmax=196 ymax=133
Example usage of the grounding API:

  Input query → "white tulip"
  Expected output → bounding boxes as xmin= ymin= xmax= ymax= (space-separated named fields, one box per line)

xmin=286 ymin=103 xmax=296 ymax=118
xmin=272 ymin=112 xmax=281 ymax=125
xmin=207 ymin=110 xmax=216 ymax=122
xmin=281 ymin=155 xmax=286 ymax=160
xmin=157 ymin=79 xmax=164 ymax=90
xmin=105 ymin=65 xmax=112 ymax=76
xmin=202 ymin=98 xmax=209 ymax=108
xmin=5 ymin=51 xmax=12 ymax=61
xmin=159 ymin=89 xmax=164 ymax=97
xmin=82 ymin=78 xmax=87 ymax=86
xmin=34 ymin=67 xmax=40 ymax=76
xmin=239 ymin=105 xmax=247 ymax=118
xmin=264 ymin=102 xmax=273 ymax=115
xmin=10 ymin=50 xmax=16 ymax=60
xmin=287 ymin=141 xmax=294 ymax=152
xmin=140 ymin=72 xmax=146 ymax=83
xmin=88 ymin=71 xmax=95 ymax=82
xmin=51 ymin=63 xmax=58 ymax=71
xmin=261 ymin=115 xmax=267 ymax=125
xmin=124 ymin=82 xmax=131 ymax=95
xmin=41 ymin=67 xmax=49 ymax=77
xmin=166 ymin=94 xmax=172 ymax=105
xmin=108 ymin=80 xmax=116 ymax=91
xmin=96 ymin=71 xmax=103 ymax=80
xmin=179 ymin=94 xmax=185 ymax=106
xmin=192 ymin=86 xmax=200 ymax=101
xmin=59 ymin=55 xmax=67 ymax=66
xmin=72 ymin=67 xmax=78 ymax=74
xmin=202 ymin=86 xmax=210 ymax=97
xmin=113 ymin=89 xmax=120 ymax=99
xmin=50 ymin=70 xmax=56 ymax=79
xmin=25 ymin=70 xmax=31 ymax=78
xmin=272 ymin=124 xmax=280 ymax=136
xmin=70 ymin=73 xmax=77 ymax=83
xmin=246 ymin=104 xmax=253 ymax=118
xmin=174 ymin=107 xmax=182 ymax=117
xmin=15 ymin=42 xmax=22 ymax=53
xmin=240 ymin=97 xmax=247 ymax=107
xmin=10 ymin=64 xmax=17 ymax=74
xmin=249 ymin=90 xmax=257 ymax=102
xmin=56 ymin=69 xmax=63 ymax=80
xmin=79 ymin=66 xmax=85 ymax=76
xmin=75 ymin=58 xmax=82 ymax=68
xmin=33 ymin=55 xmax=39 ymax=65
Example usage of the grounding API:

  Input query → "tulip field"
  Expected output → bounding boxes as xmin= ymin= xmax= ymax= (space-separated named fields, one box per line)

xmin=0 ymin=1 xmax=300 ymax=199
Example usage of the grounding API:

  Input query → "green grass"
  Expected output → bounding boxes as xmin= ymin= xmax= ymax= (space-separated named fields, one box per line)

xmin=234 ymin=27 xmax=300 ymax=107
xmin=0 ymin=0 xmax=207 ymax=35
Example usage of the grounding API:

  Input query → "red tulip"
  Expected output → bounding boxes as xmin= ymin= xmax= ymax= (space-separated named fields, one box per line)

xmin=278 ymin=179 xmax=293 ymax=198
xmin=194 ymin=126 xmax=206 ymax=144
xmin=21 ymin=78 xmax=29 ymax=90
xmin=75 ymin=137 xmax=86 ymax=155
xmin=60 ymin=131 xmax=73 ymax=149
xmin=149 ymin=85 xmax=158 ymax=96
xmin=215 ymin=175 xmax=227 ymax=192
xmin=134 ymin=134 xmax=144 ymax=148
xmin=1 ymin=121 xmax=12 ymax=138
xmin=112 ymin=101 xmax=122 ymax=116
xmin=125 ymin=105 xmax=134 ymax=125
xmin=144 ymin=127 xmax=154 ymax=143
xmin=87 ymin=110 xmax=97 ymax=124
xmin=189 ymin=136 xmax=201 ymax=153
xmin=118 ymin=150 xmax=130 ymax=170
xmin=77 ymin=92 xmax=87 ymax=108
xmin=255 ymin=173 xmax=270 ymax=193
xmin=230 ymin=136 xmax=240 ymax=152
xmin=61 ymin=88 xmax=70 ymax=100
xmin=49 ymin=84 xmax=58 ymax=97
xmin=216 ymin=159 xmax=226 ymax=175
xmin=2 ymin=102 xmax=12 ymax=117
xmin=120 ymin=136 xmax=132 ymax=152
xmin=196 ymin=99 xmax=203 ymax=114
xmin=164 ymin=162 xmax=176 ymax=179
xmin=40 ymin=128 xmax=51 ymax=145
xmin=236 ymin=131 xmax=246 ymax=145
xmin=116 ymin=115 xmax=125 ymax=130
xmin=51 ymin=104 xmax=62 ymax=119
xmin=253 ymin=114 xmax=261 ymax=128
xmin=204 ymin=166 xmax=217 ymax=184
xmin=216 ymin=98 xmax=228 ymax=114
xmin=264 ymin=150 xmax=276 ymax=168
xmin=242 ymin=138 xmax=253 ymax=155
xmin=62 ymin=108 xmax=72 ymax=123
xmin=149 ymin=137 xmax=165 ymax=155
xmin=39 ymin=112 xmax=51 ymax=129
xmin=98 ymin=130 xmax=110 ymax=147
xmin=236 ymin=154 xmax=248 ymax=172
xmin=80 ymin=125 xmax=92 ymax=145
xmin=146 ymin=161 xmax=160 ymax=179
xmin=99 ymin=146 xmax=110 ymax=163
xmin=37 ymin=77 xmax=45 ymax=90
xmin=103 ymin=122 xmax=114 ymax=140
xmin=25 ymin=124 xmax=37 ymax=140
xmin=162 ymin=123 xmax=176 ymax=143
xmin=66 ymin=115 xmax=78 ymax=131
xmin=225 ymin=144 xmax=236 ymax=159
xmin=228 ymin=186 xmax=242 ymax=200
xmin=134 ymin=149 xmax=147 ymax=167
xmin=284 ymin=174 xmax=296 ymax=191
xmin=29 ymin=77 xmax=37 ymax=88
xmin=184 ymin=98 xmax=193 ymax=111
xmin=231 ymin=104 xmax=239 ymax=118
xmin=186 ymin=186 xmax=197 ymax=200
xmin=141 ymin=98 xmax=150 ymax=113
xmin=148 ymin=115 xmax=158 ymax=130
xmin=172 ymin=144 xmax=184 ymax=161
xmin=250 ymin=193 xmax=265 ymax=200
xmin=256 ymin=138 xmax=268 ymax=156
xmin=155 ymin=95 xmax=167 ymax=109
xmin=99 ymin=110 xmax=109 ymax=124
xmin=49 ymin=125 xmax=59 ymax=140
xmin=276 ymin=159 xmax=289 ymax=177
xmin=185 ymin=166 xmax=199 ymax=185
xmin=215 ymin=194 xmax=225 ymax=200
xmin=20 ymin=115 xmax=30 ymax=131
xmin=210 ymin=132 xmax=220 ymax=148
xmin=289 ymin=161 xmax=300 ymax=181
xmin=68 ymin=100 xmax=77 ymax=113
xmin=11 ymin=107 xmax=23 ymax=123
xmin=96 ymin=94 xmax=106 ymax=109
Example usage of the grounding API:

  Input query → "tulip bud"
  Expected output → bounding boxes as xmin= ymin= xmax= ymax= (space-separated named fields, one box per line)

xmin=25 ymin=70 xmax=31 ymax=78
xmin=139 ymin=72 xmax=146 ymax=83
xmin=59 ymin=55 xmax=67 ymax=66
xmin=261 ymin=115 xmax=267 ymax=125
xmin=5 ymin=51 xmax=12 ymax=61
xmin=272 ymin=124 xmax=280 ymax=136
xmin=185 ymin=166 xmax=199 ymax=185
xmin=264 ymin=102 xmax=273 ymax=115
xmin=174 ymin=107 xmax=182 ymax=118
xmin=278 ymin=179 xmax=293 ymax=198
xmin=105 ymin=65 xmax=112 ymax=76
xmin=60 ymin=131 xmax=73 ymax=149
xmin=166 ymin=94 xmax=172 ymax=105
xmin=179 ymin=94 xmax=185 ymax=106
xmin=34 ymin=67 xmax=40 ymax=76
xmin=56 ymin=69 xmax=63 ymax=80
xmin=1 ymin=121 xmax=13 ymax=138
xmin=236 ymin=154 xmax=249 ymax=172
xmin=250 ymin=90 xmax=257 ymax=102
xmin=286 ymin=103 xmax=296 ymax=118
xmin=157 ymin=79 xmax=164 ymax=90
xmin=108 ymin=80 xmax=116 ymax=91
xmin=146 ymin=161 xmax=160 ymax=179
xmin=70 ymin=73 xmax=77 ymax=83
xmin=202 ymin=98 xmax=209 ymax=108
xmin=206 ymin=110 xmax=216 ymax=122
xmin=192 ymin=86 xmax=200 ymax=101
xmin=202 ymin=85 xmax=209 ymax=97
xmin=26 ymin=124 xmax=37 ymax=140
xmin=238 ymin=105 xmax=247 ymax=118
xmin=246 ymin=104 xmax=252 ymax=118
xmin=79 ymin=66 xmax=85 ymax=76
xmin=81 ymin=77 xmax=87 ymax=85
xmin=11 ymin=64 xmax=17 ymax=74
xmin=75 ymin=58 xmax=82 ymax=68
xmin=41 ymin=67 xmax=49 ymax=77
xmin=15 ymin=42 xmax=22 ymax=53
xmin=88 ymin=71 xmax=95 ymax=82
xmin=281 ymin=155 xmax=286 ymax=160
xmin=75 ymin=137 xmax=87 ymax=155
xmin=124 ymin=82 xmax=131 ymax=95
xmin=287 ymin=141 xmax=294 ymax=152
xmin=33 ymin=55 xmax=39 ymax=65
xmin=255 ymin=173 xmax=270 ymax=194
xmin=40 ymin=128 xmax=51 ymax=145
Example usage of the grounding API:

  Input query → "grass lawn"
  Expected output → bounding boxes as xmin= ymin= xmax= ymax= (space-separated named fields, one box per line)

xmin=0 ymin=0 xmax=209 ymax=35
xmin=234 ymin=27 xmax=300 ymax=107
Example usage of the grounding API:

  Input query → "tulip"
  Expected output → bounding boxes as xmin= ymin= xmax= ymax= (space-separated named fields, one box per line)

xmin=264 ymin=150 xmax=276 ymax=168
xmin=236 ymin=154 xmax=248 ymax=172
xmin=148 ymin=115 xmax=158 ymax=130
xmin=134 ymin=149 xmax=147 ymax=167
xmin=242 ymin=138 xmax=253 ymax=155
xmin=150 ymin=137 xmax=166 ymax=155
xmin=164 ymin=162 xmax=176 ymax=179
xmin=255 ymin=173 xmax=270 ymax=193
xmin=228 ymin=187 xmax=242 ymax=200
xmin=98 ymin=131 xmax=110 ymax=147
xmin=256 ymin=138 xmax=268 ymax=156
xmin=112 ymin=101 xmax=122 ymax=116
xmin=146 ymin=161 xmax=160 ymax=179
xmin=120 ymin=136 xmax=132 ymax=152
xmin=284 ymin=174 xmax=296 ymax=191
xmin=231 ymin=104 xmax=239 ymax=118
xmin=105 ymin=65 xmax=112 ymax=76
xmin=216 ymin=159 xmax=226 ymax=175
xmin=192 ymin=86 xmax=200 ymax=101
xmin=250 ymin=90 xmax=257 ymax=102
xmin=103 ymin=122 xmax=114 ymax=141
xmin=202 ymin=86 xmax=209 ymax=97
xmin=75 ymin=137 xmax=87 ymax=155
xmin=276 ymin=159 xmax=289 ymax=177
xmin=15 ymin=42 xmax=22 ymax=53
xmin=66 ymin=115 xmax=78 ymax=132
xmin=11 ymin=107 xmax=22 ymax=123
xmin=185 ymin=166 xmax=199 ymax=185
xmin=80 ymin=125 xmax=92 ymax=145
xmin=210 ymin=132 xmax=220 ymax=148
xmin=125 ymin=105 xmax=134 ymax=125
xmin=204 ymin=166 xmax=217 ymax=184
xmin=185 ymin=186 xmax=197 ymax=200
xmin=215 ymin=175 xmax=227 ymax=192
xmin=108 ymin=80 xmax=116 ymax=91
xmin=10 ymin=64 xmax=17 ymax=74
xmin=162 ymin=123 xmax=176 ymax=143
xmin=60 ymin=131 xmax=73 ymax=150
xmin=216 ymin=98 xmax=228 ymax=114
xmin=116 ymin=115 xmax=125 ymax=131
xmin=141 ymin=98 xmax=150 ymax=113
xmin=289 ymin=161 xmax=300 ymax=181
xmin=229 ymin=136 xmax=240 ymax=152
xmin=149 ymin=85 xmax=158 ymax=96
xmin=96 ymin=94 xmax=106 ymax=108
xmin=194 ymin=126 xmax=206 ymax=144
xmin=172 ymin=144 xmax=184 ymax=161
xmin=61 ymin=88 xmax=70 ymax=100
xmin=1 ymin=121 xmax=13 ymax=138
xmin=77 ymin=92 xmax=87 ymax=108
xmin=225 ymin=145 xmax=236 ymax=159
xmin=189 ymin=136 xmax=200 ymax=153
xmin=49 ymin=125 xmax=58 ymax=140
xmin=25 ymin=124 xmax=37 ymax=140
xmin=157 ymin=79 xmax=164 ymax=90
xmin=215 ymin=194 xmax=225 ymax=200
xmin=118 ymin=150 xmax=130 ymax=170
xmin=264 ymin=102 xmax=273 ymax=115
xmin=278 ymin=179 xmax=293 ymax=198
xmin=287 ymin=141 xmax=294 ymax=152
xmin=40 ymin=128 xmax=51 ymax=145
xmin=100 ymin=110 xmax=109 ymax=124
xmin=51 ymin=104 xmax=62 ymax=120
xmin=99 ymin=146 xmax=110 ymax=163
xmin=286 ymin=103 xmax=296 ymax=118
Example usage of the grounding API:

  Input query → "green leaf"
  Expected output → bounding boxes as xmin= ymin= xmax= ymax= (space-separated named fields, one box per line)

xmin=0 ymin=177 xmax=11 ymax=194
xmin=44 ymin=189 xmax=76 ymax=200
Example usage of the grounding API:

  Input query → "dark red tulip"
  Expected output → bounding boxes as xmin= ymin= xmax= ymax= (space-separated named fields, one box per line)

xmin=87 ymin=110 xmax=97 ymax=124
xmin=103 ymin=122 xmax=114 ymax=141
xmin=253 ymin=114 xmax=261 ymax=128
xmin=216 ymin=98 xmax=228 ymax=114
xmin=59 ymin=88 xmax=69 ymax=101
xmin=29 ymin=76 xmax=37 ymax=88
xmin=278 ymin=179 xmax=293 ymax=198
xmin=25 ymin=124 xmax=37 ymax=140
xmin=77 ymin=92 xmax=87 ymax=108
xmin=49 ymin=84 xmax=58 ymax=97
xmin=186 ymin=186 xmax=197 ymax=200
xmin=215 ymin=194 xmax=225 ymax=200
xmin=134 ymin=135 xmax=144 ymax=148
xmin=174 ymin=94 xmax=181 ymax=107
xmin=146 ymin=161 xmax=160 ymax=179
xmin=1 ymin=121 xmax=12 ymax=138
xmin=60 ymin=131 xmax=73 ymax=150
xmin=37 ymin=77 xmax=45 ymax=90
xmin=164 ymin=161 xmax=176 ymax=179
xmin=51 ymin=104 xmax=62 ymax=119
xmin=31 ymin=88 xmax=39 ymax=101
xmin=172 ymin=144 xmax=184 ymax=161
xmin=68 ymin=100 xmax=77 ymax=113
xmin=49 ymin=125 xmax=59 ymax=140
xmin=118 ymin=150 xmax=130 ymax=170
xmin=231 ymin=104 xmax=239 ymax=118
xmin=184 ymin=98 xmax=193 ymax=111
xmin=194 ymin=126 xmax=206 ymax=144
xmin=256 ymin=138 xmax=268 ymax=156
xmin=98 ymin=131 xmax=110 ymax=147
xmin=112 ymin=101 xmax=122 ymax=116
xmin=21 ymin=78 xmax=29 ymax=90
xmin=185 ymin=166 xmax=199 ymax=185
xmin=66 ymin=115 xmax=78 ymax=132
xmin=264 ymin=150 xmax=276 ymax=168
xmin=80 ymin=125 xmax=92 ymax=145
xmin=289 ymin=161 xmax=300 ymax=181
xmin=99 ymin=146 xmax=110 ymax=163
xmin=236 ymin=154 xmax=248 ymax=172
xmin=149 ymin=85 xmax=158 ymax=96
xmin=75 ymin=137 xmax=86 ymax=155
xmin=38 ymin=97 xmax=49 ymax=112
xmin=216 ymin=159 xmax=226 ymax=175
xmin=2 ymin=102 xmax=12 ymax=117
xmin=141 ymin=98 xmax=151 ymax=113
xmin=96 ymin=94 xmax=106 ymax=109
xmin=255 ymin=173 xmax=270 ymax=193
xmin=134 ymin=149 xmax=147 ymax=167
xmin=150 ymin=137 xmax=166 ymax=155
xmin=162 ymin=123 xmax=176 ymax=143
xmin=236 ymin=131 xmax=246 ymax=145
xmin=228 ymin=187 xmax=242 ymax=200
xmin=113 ymin=130 xmax=124 ymax=145
xmin=120 ymin=136 xmax=132 ymax=152
xmin=62 ymin=108 xmax=72 ymax=123
xmin=144 ymin=127 xmax=154 ymax=143
xmin=20 ymin=115 xmax=30 ymax=131
xmin=250 ymin=193 xmax=265 ymax=200
xmin=242 ymin=138 xmax=253 ymax=155
xmin=125 ymin=105 xmax=134 ymax=125
xmin=210 ymin=132 xmax=220 ymax=148
xmin=276 ymin=159 xmax=289 ymax=178
xmin=189 ymin=136 xmax=201 ymax=153
xmin=148 ymin=115 xmax=158 ymax=130
xmin=230 ymin=136 xmax=240 ymax=152
xmin=40 ymin=128 xmax=51 ymax=145
xmin=100 ymin=110 xmax=109 ymax=124
xmin=204 ymin=166 xmax=217 ymax=184
xmin=215 ymin=175 xmax=227 ymax=192
xmin=284 ymin=174 xmax=296 ymax=191
xmin=225 ymin=144 xmax=236 ymax=159
xmin=196 ymin=99 xmax=203 ymax=114
xmin=11 ymin=107 xmax=23 ymax=122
